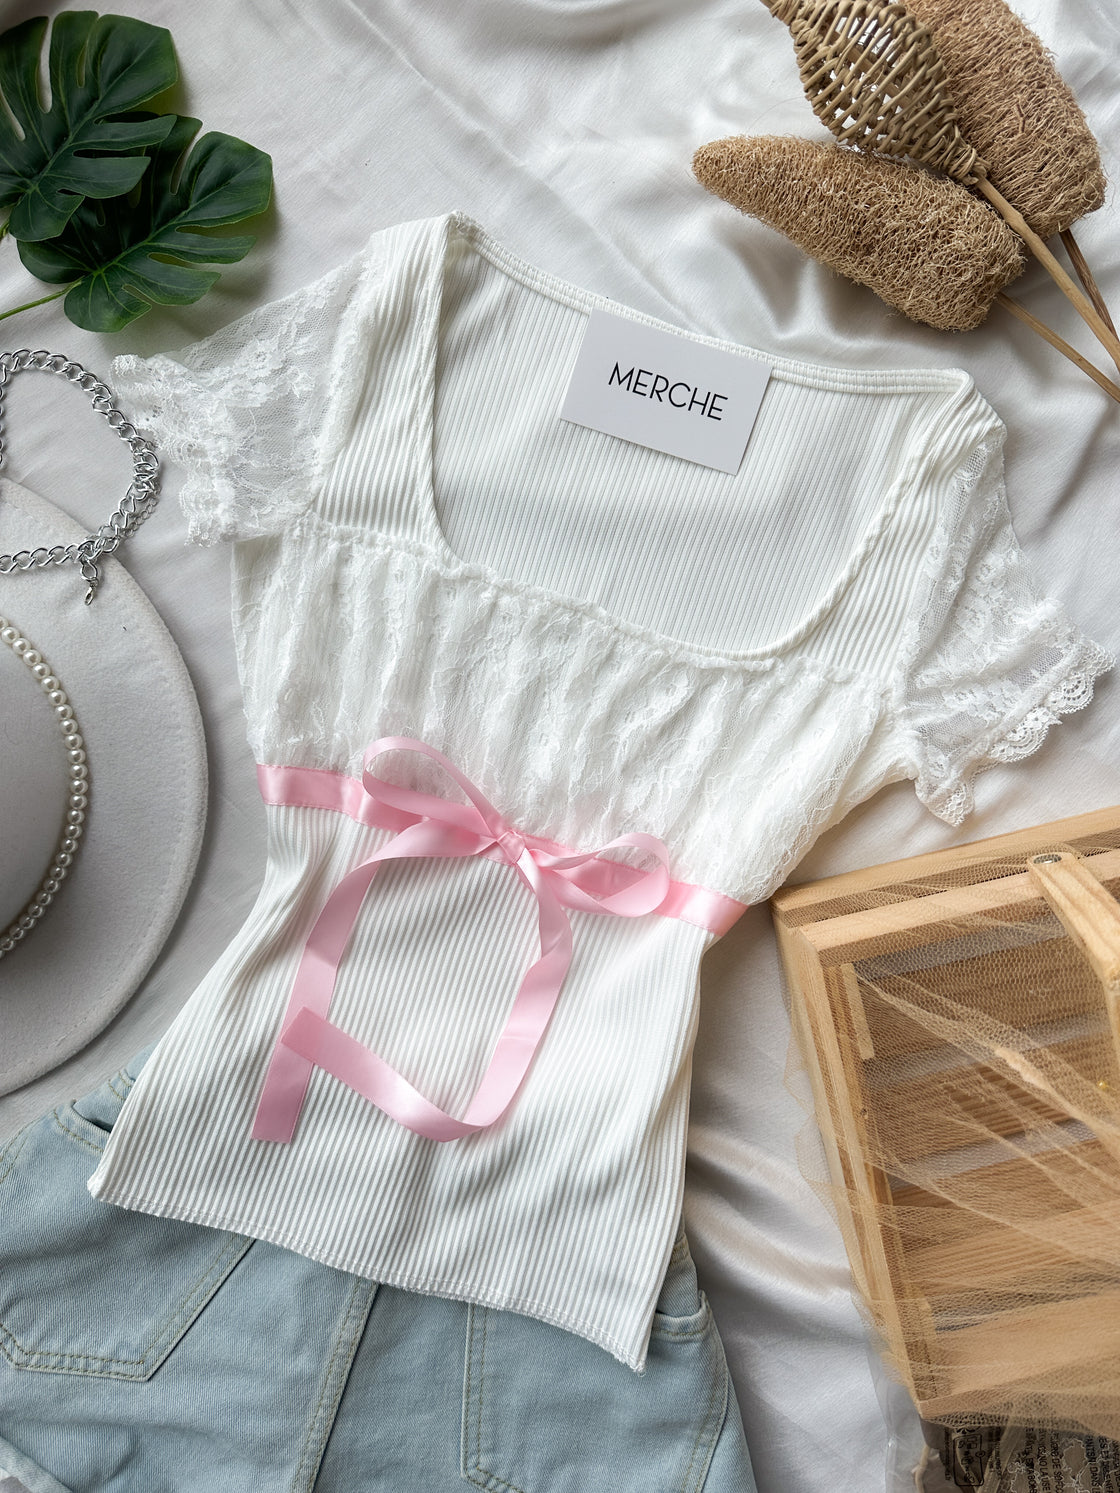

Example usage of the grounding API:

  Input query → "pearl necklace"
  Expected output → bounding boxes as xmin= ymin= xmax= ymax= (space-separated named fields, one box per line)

xmin=0 ymin=614 xmax=88 ymax=957
xmin=0 ymin=351 xmax=156 ymax=956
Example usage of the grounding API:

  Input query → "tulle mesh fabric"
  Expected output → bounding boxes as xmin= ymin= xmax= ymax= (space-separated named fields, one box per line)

xmin=780 ymin=828 xmax=1120 ymax=1447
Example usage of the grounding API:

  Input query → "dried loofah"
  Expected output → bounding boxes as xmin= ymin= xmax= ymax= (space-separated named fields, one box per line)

xmin=693 ymin=134 xmax=1025 ymax=332
xmin=904 ymin=0 xmax=1105 ymax=239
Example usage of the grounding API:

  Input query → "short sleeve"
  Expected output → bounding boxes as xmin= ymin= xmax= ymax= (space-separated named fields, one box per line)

xmin=893 ymin=420 xmax=1111 ymax=825
xmin=109 ymin=234 xmax=386 ymax=545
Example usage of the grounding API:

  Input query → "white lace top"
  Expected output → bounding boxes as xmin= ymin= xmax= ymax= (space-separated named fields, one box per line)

xmin=89 ymin=212 xmax=1109 ymax=1368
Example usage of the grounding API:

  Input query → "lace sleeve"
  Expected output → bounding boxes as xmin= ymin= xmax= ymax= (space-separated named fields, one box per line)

xmin=893 ymin=420 xmax=1111 ymax=825
xmin=109 ymin=235 xmax=387 ymax=544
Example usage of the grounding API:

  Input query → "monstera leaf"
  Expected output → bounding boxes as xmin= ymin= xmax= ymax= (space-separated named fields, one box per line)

xmin=0 ymin=12 xmax=178 ymax=242
xmin=18 ymin=115 xmax=273 ymax=332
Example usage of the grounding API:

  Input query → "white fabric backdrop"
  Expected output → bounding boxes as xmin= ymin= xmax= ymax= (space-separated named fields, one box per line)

xmin=0 ymin=2 xmax=1116 ymax=1489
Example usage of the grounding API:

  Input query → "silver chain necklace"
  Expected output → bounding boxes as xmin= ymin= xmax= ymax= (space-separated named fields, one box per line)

xmin=0 ymin=349 xmax=160 ymax=603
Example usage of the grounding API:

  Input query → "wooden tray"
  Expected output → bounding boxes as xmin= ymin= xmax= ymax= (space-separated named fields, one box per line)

xmin=771 ymin=806 xmax=1120 ymax=1427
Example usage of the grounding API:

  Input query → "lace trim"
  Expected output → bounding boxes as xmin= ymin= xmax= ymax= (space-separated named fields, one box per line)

xmin=282 ymin=507 xmax=880 ymax=683
xmin=924 ymin=638 xmax=1112 ymax=826
xmin=231 ymin=518 xmax=890 ymax=899
xmin=892 ymin=418 xmax=1112 ymax=825
xmin=111 ymin=237 xmax=387 ymax=546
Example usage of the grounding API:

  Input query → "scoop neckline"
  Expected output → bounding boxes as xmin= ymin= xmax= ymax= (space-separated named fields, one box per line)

xmin=448 ymin=211 xmax=975 ymax=396
xmin=410 ymin=210 xmax=982 ymax=669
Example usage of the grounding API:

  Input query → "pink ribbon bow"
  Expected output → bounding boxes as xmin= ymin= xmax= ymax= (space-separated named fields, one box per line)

xmin=251 ymin=736 xmax=674 ymax=1144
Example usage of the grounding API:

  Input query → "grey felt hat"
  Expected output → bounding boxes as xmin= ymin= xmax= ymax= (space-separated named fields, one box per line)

xmin=0 ymin=478 xmax=206 ymax=1095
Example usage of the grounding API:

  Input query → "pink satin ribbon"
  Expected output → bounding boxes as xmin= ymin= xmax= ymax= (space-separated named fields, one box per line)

xmin=251 ymin=737 xmax=746 ymax=1145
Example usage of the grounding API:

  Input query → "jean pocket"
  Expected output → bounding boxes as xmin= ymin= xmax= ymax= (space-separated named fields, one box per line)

xmin=461 ymin=1234 xmax=728 ymax=1493
xmin=649 ymin=1231 xmax=714 ymax=1342
xmin=0 ymin=1078 xmax=252 ymax=1381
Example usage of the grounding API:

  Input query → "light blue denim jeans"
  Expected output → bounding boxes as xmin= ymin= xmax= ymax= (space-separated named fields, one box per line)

xmin=0 ymin=1056 xmax=757 ymax=1493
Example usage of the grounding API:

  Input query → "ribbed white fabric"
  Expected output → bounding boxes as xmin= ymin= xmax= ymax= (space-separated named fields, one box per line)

xmin=89 ymin=213 xmax=1109 ymax=1368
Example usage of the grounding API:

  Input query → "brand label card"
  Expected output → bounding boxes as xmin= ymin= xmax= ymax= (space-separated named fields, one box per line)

xmin=560 ymin=308 xmax=771 ymax=474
